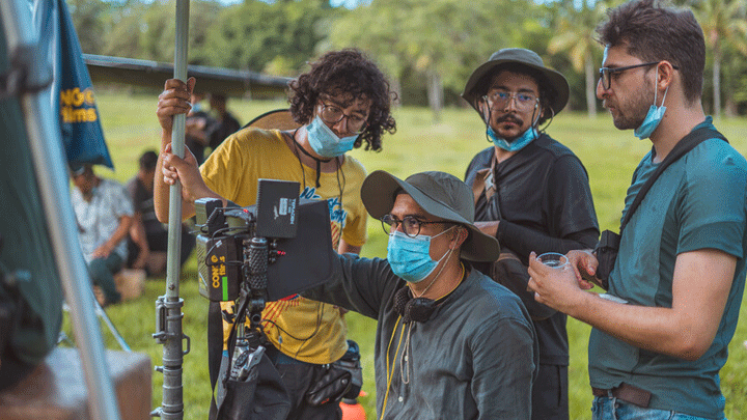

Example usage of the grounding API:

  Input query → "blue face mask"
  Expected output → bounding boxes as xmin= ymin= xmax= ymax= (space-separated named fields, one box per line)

xmin=387 ymin=229 xmax=453 ymax=283
xmin=634 ymin=69 xmax=669 ymax=140
xmin=487 ymin=125 xmax=538 ymax=152
xmin=306 ymin=115 xmax=359 ymax=158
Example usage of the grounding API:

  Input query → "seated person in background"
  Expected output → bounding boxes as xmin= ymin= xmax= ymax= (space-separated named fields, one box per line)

xmin=70 ymin=163 xmax=133 ymax=305
xmin=126 ymin=150 xmax=194 ymax=276
xmin=185 ymin=91 xmax=216 ymax=165
xmin=206 ymin=93 xmax=241 ymax=152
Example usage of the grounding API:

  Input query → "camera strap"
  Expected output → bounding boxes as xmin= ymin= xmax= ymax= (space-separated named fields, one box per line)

xmin=618 ymin=127 xmax=727 ymax=234
xmin=592 ymin=127 xmax=728 ymax=289
xmin=471 ymin=154 xmax=502 ymax=221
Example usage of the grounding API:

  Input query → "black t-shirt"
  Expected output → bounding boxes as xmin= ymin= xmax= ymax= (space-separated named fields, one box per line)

xmin=186 ymin=110 xmax=216 ymax=164
xmin=465 ymin=133 xmax=599 ymax=365
xmin=207 ymin=112 xmax=241 ymax=150
xmin=126 ymin=176 xmax=164 ymax=236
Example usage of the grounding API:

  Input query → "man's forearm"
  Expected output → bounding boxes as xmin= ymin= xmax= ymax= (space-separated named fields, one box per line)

xmin=155 ymin=131 xmax=173 ymax=222
xmin=104 ymin=215 xmax=133 ymax=253
xmin=563 ymin=254 xmax=734 ymax=360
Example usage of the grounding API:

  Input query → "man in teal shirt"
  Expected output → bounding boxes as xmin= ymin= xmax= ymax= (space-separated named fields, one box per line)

xmin=527 ymin=0 xmax=747 ymax=419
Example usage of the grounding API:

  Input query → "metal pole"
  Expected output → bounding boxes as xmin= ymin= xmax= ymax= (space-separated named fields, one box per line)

xmin=0 ymin=1 xmax=122 ymax=420
xmin=153 ymin=0 xmax=190 ymax=419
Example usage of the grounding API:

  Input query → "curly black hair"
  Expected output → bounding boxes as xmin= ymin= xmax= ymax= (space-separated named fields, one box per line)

xmin=288 ymin=49 xmax=397 ymax=152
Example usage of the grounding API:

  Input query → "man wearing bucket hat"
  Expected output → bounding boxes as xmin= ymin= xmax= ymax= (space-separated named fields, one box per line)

xmin=303 ymin=169 xmax=538 ymax=420
xmin=462 ymin=48 xmax=599 ymax=420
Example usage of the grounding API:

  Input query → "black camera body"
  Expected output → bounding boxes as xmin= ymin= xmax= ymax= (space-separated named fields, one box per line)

xmin=194 ymin=179 xmax=335 ymax=304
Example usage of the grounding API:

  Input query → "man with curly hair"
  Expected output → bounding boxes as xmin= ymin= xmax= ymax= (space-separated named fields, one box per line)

xmin=154 ymin=49 xmax=396 ymax=419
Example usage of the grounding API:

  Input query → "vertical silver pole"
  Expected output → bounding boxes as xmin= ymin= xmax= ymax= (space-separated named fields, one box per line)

xmin=154 ymin=0 xmax=190 ymax=419
xmin=1 ymin=1 xmax=122 ymax=420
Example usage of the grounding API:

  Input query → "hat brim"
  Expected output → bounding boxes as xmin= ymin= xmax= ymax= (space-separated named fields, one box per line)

xmin=361 ymin=171 xmax=500 ymax=262
xmin=244 ymin=109 xmax=301 ymax=131
xmin=461 ymin=59 xmax=569 ymax=117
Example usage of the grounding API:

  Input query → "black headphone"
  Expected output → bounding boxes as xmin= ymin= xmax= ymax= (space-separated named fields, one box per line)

xmin=393 ymin=286 xmax=439 ymax=324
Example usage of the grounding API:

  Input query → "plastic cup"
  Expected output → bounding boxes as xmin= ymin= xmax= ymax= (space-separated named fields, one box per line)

xmin=536 ymin=252 xmax=568 ymax=269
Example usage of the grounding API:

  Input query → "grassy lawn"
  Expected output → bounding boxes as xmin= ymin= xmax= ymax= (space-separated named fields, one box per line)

xmin=63 ymin=90 xmax=747 ymax=420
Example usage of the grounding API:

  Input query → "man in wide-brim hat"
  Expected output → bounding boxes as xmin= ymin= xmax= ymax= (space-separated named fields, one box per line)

xmin=462 ymin=48 xmax=600 ymax=420
xmin=303 ymin=169 xmax=538 ymax=420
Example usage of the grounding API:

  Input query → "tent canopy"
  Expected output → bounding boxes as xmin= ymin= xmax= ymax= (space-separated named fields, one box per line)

xmin=84 ymin=54 xmax=291 ymax=98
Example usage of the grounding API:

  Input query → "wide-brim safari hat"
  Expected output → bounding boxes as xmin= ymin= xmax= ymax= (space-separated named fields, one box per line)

xmin=461 ymin=48 xmax=569 ymax=116
xmin=360 ymin=170 xmax=500 ymax=262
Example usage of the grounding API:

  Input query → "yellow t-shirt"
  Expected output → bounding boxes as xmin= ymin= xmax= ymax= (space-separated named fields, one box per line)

xmin=201 ymin=127 xmax=367 ymax=364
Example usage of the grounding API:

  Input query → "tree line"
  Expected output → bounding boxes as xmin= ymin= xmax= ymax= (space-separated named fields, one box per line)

xmin=70 ymin=0 xmax=747 ymax=118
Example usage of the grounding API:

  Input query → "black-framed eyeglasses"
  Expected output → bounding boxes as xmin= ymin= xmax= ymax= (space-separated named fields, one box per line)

xmin=381 ymin=214 xmax=456 ymax=238
xmin=483 ymin=90 xmax=539 ymax=112
xmin=598 ymin=61 xmax=679 ymax=90
xmin=318 ymin=102 xmax=367 ymax=134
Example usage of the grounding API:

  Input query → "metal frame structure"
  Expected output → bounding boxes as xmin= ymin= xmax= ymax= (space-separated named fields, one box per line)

xmin=0 ymin=0 xmax=122 ymax=419
xmin=151 ymin=1 xmax=190 ymax=419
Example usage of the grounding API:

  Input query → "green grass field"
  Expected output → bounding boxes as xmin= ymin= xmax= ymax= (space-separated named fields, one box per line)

xmin=64 ymin=91 xmax=747 ymax=420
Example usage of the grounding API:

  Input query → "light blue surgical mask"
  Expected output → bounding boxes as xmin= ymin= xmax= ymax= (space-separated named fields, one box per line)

xmin=634 ymin=69 xmax=669 ymax=140
xmin=487 ymin=125 xmax=538 ymax=152
xmin=306 ymin=115 xmax=358 ymax=158
xmin=387 ymin=229 xmax=453 ymax=283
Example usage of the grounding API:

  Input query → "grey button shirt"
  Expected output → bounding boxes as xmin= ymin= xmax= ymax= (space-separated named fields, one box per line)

xmin=304 ymin=254 xmax=538 ymax=420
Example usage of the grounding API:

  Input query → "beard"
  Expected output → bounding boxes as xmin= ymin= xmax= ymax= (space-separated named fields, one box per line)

xmin=608 ymin=77 xmax=656 ymax=130
xmin=488 ymin=113 xmax=530 ymax=142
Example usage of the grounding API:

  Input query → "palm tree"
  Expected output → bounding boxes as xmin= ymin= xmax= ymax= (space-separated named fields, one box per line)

xmin=548 ymin=0 xmax=608 ymax=118
xmin=693 ymin=0 xmax=747 ymax=118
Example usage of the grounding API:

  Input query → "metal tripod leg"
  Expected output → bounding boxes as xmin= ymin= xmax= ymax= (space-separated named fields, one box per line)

xmin=63 ymin=296 xmax=131 ymax=352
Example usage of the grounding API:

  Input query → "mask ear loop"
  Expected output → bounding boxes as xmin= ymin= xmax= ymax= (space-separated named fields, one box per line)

xmin=658 ymin=83 xmax=669 ymax=109
xmin=653 ymin=65 xmax=670 ymax=108
xmin=538 ymin=106 xmax=555 ymax=134
xmin=480 ymin=96 xmax=494 ymax=144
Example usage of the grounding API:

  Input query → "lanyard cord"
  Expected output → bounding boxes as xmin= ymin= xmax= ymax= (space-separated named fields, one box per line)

xmin=293 ymin=136 xmax=331 ymax=188
xmin=289 ymin=129 xmax=344 ymax=210
xmin=400 ymin=263 xmax=465 ymax=385
xmin=381 ymin=315 xmax=406 ymax=420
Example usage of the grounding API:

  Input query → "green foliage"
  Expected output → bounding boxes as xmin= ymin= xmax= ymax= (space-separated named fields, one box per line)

xmin=547 ymin=0 xmax=609 ymax=116
xmin=692 ymin=0 xmax=747 ymax=116
xmin=327 ymin=0 xmax=532 ymax=112
xmin=68 ymin=0 xmax=747 ymax=116
xmin=65 ymin=91 xmax=747 ymax=420
xmin=197 ymin=0 xmax=337 ymax=75
xmin=68 ymin=0 xmax=109 ymax=54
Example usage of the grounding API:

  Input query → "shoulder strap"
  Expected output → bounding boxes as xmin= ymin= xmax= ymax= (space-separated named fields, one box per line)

xmin=620 ymin=127 xmax=728 ymax=232
xmin=471 ymin=154 xmax=498 ymax=207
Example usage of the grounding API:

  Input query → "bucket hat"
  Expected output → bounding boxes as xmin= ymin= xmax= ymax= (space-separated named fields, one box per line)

xmin=360 ymin=170 xmax=500 ymax=262
xmin=461 ymin=48 xmax=569 ymax=116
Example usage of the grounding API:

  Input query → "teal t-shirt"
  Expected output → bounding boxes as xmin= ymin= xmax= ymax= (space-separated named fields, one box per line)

xmin=588 ymin=118 xmax=747 ymax=418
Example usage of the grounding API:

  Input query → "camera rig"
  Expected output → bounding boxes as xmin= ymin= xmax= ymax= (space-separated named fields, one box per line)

xmin=191 ymin=179 xmax=335 ymax=418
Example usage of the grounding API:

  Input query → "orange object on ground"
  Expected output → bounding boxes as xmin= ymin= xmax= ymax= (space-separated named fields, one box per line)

xmin=340 ymin=392 xmax=367 ymax=420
